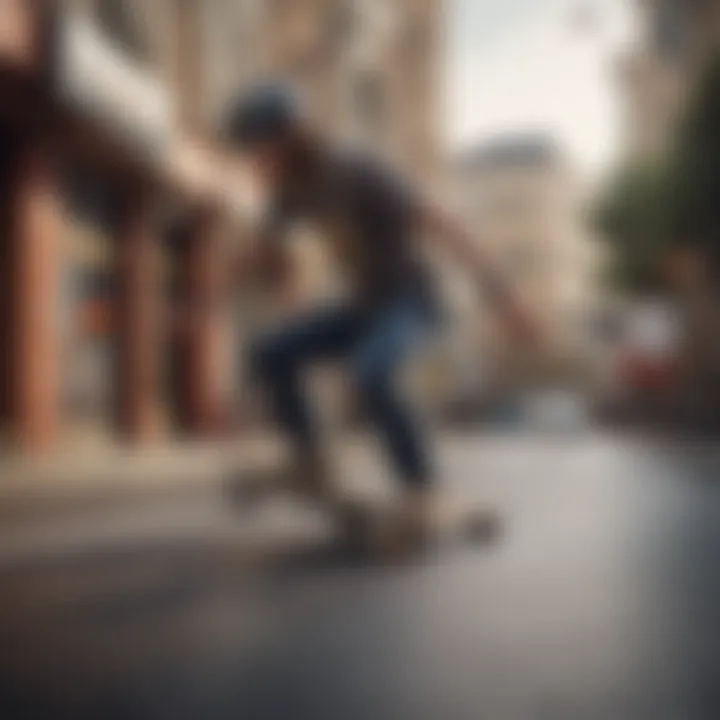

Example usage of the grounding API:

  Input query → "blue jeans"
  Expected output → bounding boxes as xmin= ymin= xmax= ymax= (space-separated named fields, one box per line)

xmin=249 ymin=293 xmax=438 ymax=488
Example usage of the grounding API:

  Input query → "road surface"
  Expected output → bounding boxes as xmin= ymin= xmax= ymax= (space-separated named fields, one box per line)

xmin=1 ymin=432 xmax=720 ymax=719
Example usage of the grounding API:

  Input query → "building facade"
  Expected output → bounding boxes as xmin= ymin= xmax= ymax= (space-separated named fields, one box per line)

xmin=0 ymin=0 xmax=255 ymax=454
xmin=0 ymin=0 xmax=445 ymax=452
xmin=262 ymin=0 xmax=442 ymax=178
xmin=618 ymin=0 xmax=720 ymax=160
xmin=453 ymin=136 xmax=601 ymax=393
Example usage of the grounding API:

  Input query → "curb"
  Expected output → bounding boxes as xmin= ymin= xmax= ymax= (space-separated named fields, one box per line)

xmin=0 ymin=437 xmax=282 ymax=515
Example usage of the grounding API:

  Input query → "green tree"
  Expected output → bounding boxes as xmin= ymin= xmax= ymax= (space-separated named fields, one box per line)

xmin=593 ymin=159 xmax=674 ymax=294
xmin=669 ymin=52 xmax=720 ymax=274
xmin=595 ymin=52 xmax=720 ymax=294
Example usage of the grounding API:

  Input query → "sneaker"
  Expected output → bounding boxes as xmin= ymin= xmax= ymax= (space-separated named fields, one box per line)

xmin=370 ymin=489 xmax=438 ymax=560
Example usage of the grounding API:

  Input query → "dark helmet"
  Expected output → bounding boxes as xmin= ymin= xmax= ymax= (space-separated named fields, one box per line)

xmin=223 ymin=84 xmax=302 ymax=148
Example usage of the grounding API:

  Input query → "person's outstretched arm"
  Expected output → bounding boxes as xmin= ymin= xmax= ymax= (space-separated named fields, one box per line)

xmin=417 ymin=202 xmax=539 ymax=344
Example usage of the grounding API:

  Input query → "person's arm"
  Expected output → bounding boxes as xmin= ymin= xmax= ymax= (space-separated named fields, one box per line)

xmin=417 ymin=202 xmax=538 ymax=344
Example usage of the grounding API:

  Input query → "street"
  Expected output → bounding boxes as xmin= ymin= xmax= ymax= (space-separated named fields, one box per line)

xmin=1 ymin=432 xmax=720 ymax=719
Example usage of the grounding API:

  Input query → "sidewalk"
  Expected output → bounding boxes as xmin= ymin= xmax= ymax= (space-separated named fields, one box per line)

xmin=0 ymin=433 xmax=382 ymax=568
xmin=0 ymin=434 xmax=284 ymax=513
xmin=0 ymin=429 xmax=581 ymax=515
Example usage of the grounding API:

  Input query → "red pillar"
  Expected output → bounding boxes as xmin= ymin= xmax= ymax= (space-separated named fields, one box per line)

xmin=117 ymin=186 xmax=162 ymax=443
xmin=184 ymin=210 xmax=227 ymax=436
xmin=0 ymin=129 xmax=16 ymax=430
xmin=11 ymin=136 xmax=62 ymax=452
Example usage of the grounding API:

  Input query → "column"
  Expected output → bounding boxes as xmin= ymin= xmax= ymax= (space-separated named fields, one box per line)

xmin=11 ymin=136 xmax=62 ymax=452
xmin=0 ymin=130 xmax=15 ymax=430
xmin=117 ymin=186 xmax=162 ymax=442
xmin=183 ymin=210 xmax=228 ymax=436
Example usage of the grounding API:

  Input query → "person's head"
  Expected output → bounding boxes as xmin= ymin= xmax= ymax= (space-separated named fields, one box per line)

xmin=223 ymin=84 xmax=310 ymax=187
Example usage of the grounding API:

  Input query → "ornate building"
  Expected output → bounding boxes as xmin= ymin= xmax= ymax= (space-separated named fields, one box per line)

xmin=453 ymin=136 xmax=601 ymax=395
xmin=262 ymin=0 xmax=442 ymax=179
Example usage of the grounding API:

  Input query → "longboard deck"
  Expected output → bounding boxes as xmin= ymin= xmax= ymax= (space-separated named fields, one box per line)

xmin=333 ymin=498 xmax=502 ymax=560
xmin=225 ymin=466 xmax=503 ymax=562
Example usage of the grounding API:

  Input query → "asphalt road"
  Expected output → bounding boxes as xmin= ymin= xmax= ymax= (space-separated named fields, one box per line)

xmin=1 ymin=432 xmax=720 ymax=720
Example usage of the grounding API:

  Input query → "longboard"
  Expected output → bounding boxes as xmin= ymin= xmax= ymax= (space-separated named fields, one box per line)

xmin=225 ymin=466 xmax=503 ymax=561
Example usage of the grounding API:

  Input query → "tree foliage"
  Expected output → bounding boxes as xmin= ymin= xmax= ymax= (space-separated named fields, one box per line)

xmin=593 ymin=159 xmax=675 ymax=293
xmin=595 ymin=52 xmax=720 ymax=293
xmin=671 ymin=53 xmax=720 ymax=260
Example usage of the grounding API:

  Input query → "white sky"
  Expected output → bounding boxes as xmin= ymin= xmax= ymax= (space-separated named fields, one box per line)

xmin=446 ymin=0 xmax=638 ymax=180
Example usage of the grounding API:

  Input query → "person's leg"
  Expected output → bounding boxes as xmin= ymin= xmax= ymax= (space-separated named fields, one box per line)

xmin=249 ymin=304 xmax=362 ymax=491
xmin=350 ymin=299 xmax=434 ymax=492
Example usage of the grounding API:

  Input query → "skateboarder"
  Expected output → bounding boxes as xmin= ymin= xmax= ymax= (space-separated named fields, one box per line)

xmin=223 ymin=85 xmax=536 ymax=545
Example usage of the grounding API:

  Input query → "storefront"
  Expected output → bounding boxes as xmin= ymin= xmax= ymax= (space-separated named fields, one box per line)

xmin=58 ymin=170 xmax=122 ymax=445
xmin=0 ymin=5 xmax=234 ymax=454
xmin=57 ymin=10 xmax=173 ymax=448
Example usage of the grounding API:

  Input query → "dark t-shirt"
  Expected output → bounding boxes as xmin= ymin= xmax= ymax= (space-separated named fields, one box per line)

xmin=266 ymin=151 xmax=435 ymax=310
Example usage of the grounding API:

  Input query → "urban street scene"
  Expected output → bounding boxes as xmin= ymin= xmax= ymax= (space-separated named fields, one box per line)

xmin=1 ymin=1 xmax=720 ymax=719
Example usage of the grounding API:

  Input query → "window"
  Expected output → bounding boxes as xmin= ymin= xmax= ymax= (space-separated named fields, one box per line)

xmin=74 ymin=270 xmax=117 ymax=299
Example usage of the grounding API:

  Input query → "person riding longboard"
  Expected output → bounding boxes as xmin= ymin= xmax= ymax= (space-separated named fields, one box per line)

xmin=223 ymin=85 xmax=537 ymax=554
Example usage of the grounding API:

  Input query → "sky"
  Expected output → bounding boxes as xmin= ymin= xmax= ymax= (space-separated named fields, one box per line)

xmin=446 ymin=0 xmax=637 ymax=180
